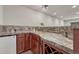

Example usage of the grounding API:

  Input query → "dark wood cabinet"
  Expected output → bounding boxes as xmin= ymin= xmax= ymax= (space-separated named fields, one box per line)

xmin=30 ymin=33 xmax=41 ymax=54
xmin=73 ymin=28 xmax=79 ymax=53
xmin=16 ymin=33 xmax=25 ymax=54
xmin=16 ymin=33 xmax=30 ymax=54
xmin=16 ymin=33 xmax=41 ymax=54
xmin=39 ymin=40 xmax=43 ymax=54
xmin=16 ymin=33 xmax=68 ymax=54
xmin=25 ymin=33 xmax=30 ymax=51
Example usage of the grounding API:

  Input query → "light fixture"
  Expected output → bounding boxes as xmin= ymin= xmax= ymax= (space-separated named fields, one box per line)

xmin=72 ymin=5 xmax=77 ymax=8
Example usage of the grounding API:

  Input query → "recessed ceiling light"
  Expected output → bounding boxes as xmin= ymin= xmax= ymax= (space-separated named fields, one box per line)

xmin=72 ymin=5 xmax=77 ymax=8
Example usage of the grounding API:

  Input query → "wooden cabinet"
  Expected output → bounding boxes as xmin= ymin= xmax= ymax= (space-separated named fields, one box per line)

xmin=30 ymin=33 xmax=41 ymax=54
xmin=39 ymin=40 xmax=43 ymax=54
xmin=25 ymin=33 xmax=30 ymax=51
xmin=16 ymin=33 xmax=67 ymax=54
xmin=16 ymin=33 xmax=25 ymax=53
xmin=73 ymin=28 xmax=79 ymax=53
xmin=16 ymin=33 xmax=41 ymax=54
xmin=16 ymin=33 xmax=30 ymax=54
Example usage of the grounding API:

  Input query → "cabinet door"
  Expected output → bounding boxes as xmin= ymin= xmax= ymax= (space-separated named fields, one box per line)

xmin=25 ymin=33 xmax=30 ymax=51
xmin=39 ymin=40 xmax=43 ymax=54
xmin=73 ymin=29 xmax=79 ymax=53
xmin=30 ymin=33 xmax=40 ymax=54
xmin=16 ymin=34 xmax=25 ymax=54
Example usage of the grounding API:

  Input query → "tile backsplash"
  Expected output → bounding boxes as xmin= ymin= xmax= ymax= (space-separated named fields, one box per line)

xmin=0 ymin=25 xmax=73 ymax=40
xmin=35 ymin=26 xmax=73 ymax=40
xmin=0 ymin=25 xmax=34 ymax=33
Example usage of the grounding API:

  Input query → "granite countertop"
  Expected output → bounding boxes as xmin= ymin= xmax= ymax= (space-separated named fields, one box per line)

xmin=0 ymin=31 xmax=31 ymax=37
xmin=0 ymin=32 xmax=22 ymax=37
xmin=0 ymin=31 xmax=73 ymax=53
xmin=33 ymin=31 xmax=73 ymax=53
xmin=33 ymin=31 xmax=73 ymax=48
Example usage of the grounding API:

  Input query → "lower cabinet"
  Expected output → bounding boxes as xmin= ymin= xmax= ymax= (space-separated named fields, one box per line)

xmin=39 ymin=40 xmax=43 ymax=54
xmin=16 ymin=33 xmax=42 ymax=54
xmin=16 ymin=33 xmax=30 ymax=54
xmin=16 ymin=33 xmax=25 ymax=54
xmin=25 ymin=33 xmax=30 ymax=51
xmin=30 ymin=33 xmax=40 ymax=54
xmin=16 ymin=33 xmax=67 ymax=54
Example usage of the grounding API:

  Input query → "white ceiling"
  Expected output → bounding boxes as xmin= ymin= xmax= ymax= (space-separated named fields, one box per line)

xmin=22 ymin=5 xmax=79 ymax=20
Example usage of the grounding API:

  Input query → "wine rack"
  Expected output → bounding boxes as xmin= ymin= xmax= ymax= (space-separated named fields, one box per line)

xmin=44 ymin=43 xmax=67 ymax=54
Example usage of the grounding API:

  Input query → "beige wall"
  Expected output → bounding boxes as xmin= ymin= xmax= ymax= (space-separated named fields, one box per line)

xmin=0 ymin=6 xmax=3 ymax=25
xmin=3 ymin=5 xmax=64 ymax=26
xmin=3 ymin=6 xmax=44 ymax=26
